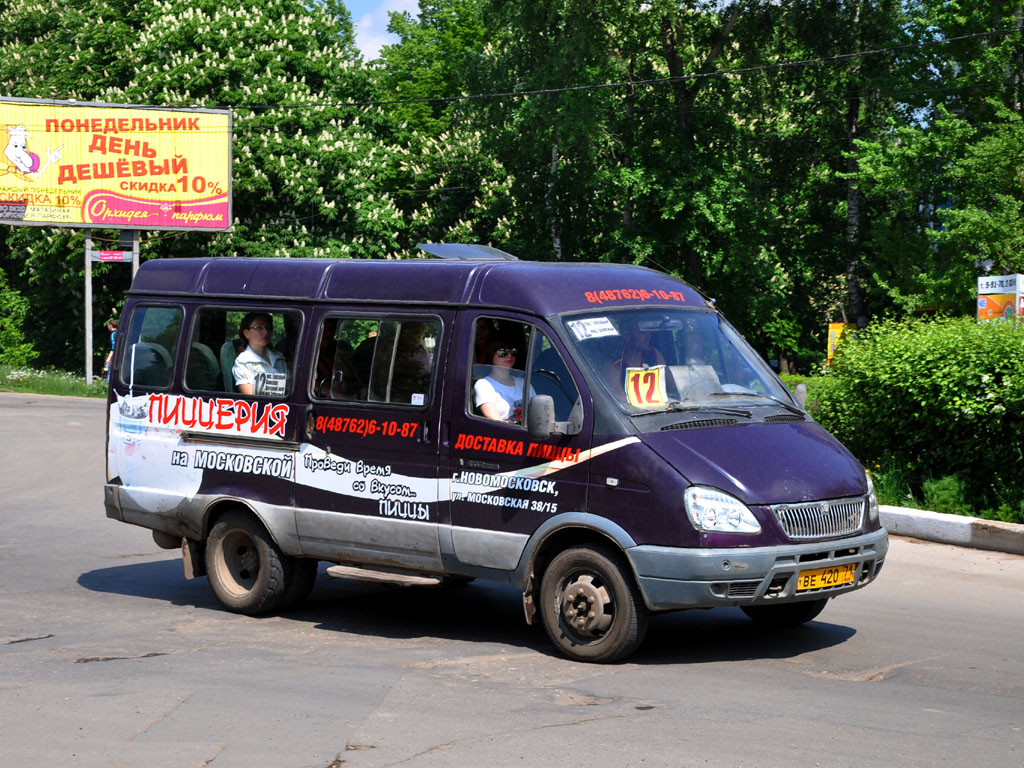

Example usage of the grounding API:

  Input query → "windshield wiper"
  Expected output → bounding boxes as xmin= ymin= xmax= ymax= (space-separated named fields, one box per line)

xmin=709 ymin=391 xmax=805 ymax=417
xmin=631 ymin=402 xmax=753 ymax=418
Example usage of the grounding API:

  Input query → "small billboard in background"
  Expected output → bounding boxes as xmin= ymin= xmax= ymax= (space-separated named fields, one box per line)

xmin=1 ymin=97 xmax=231 ymax=231
xmin=977 ymin=274 xmax=1024 ymax=322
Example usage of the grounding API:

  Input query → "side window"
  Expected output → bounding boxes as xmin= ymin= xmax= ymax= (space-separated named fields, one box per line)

xmin=314 ymin=316 xmax=439 ymax=406
xmin=185 ymin=307 xmax=301 ymax=398
xmin=120 ymin=305 xmax=182 ymax=389
xmin=468 ymin=316 xmax=533 ymax=425
xmin=528 ymin=330 xmax=581 ymax=423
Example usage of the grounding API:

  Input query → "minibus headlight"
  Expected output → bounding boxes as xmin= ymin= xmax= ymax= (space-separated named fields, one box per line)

xmin=865 ymin=471 xmax=880 ymax=523
xmin=684 ymin=486 xmax=761 ymax=534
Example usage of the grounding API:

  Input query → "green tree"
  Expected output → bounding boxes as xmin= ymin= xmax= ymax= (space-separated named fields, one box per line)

xmin=375 ymin=0 xmax=488 ymax=135
xmin=850 ymin=2 xmax=1024 ymax=316
xmin=0 ymin=267 xmax=38 ymax=366
xmin=456 ymin=0 xmax=915 ymax=367
xmin=2 ymin=0 xmax=394 ymax=368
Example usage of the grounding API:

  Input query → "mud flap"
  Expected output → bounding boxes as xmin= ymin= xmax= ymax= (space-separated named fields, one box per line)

xmin=522 ymin=570 xmax=537 ymax=625
xmin=182 ymin=538 xmax=206 ymax=580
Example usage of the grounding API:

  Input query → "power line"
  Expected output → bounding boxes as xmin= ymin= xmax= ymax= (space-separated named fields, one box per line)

xmin=241 ymin=27 xmax=1019 ymax=112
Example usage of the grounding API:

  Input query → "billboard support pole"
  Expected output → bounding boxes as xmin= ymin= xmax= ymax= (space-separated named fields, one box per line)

xmin=122 ymin=230 xmax=140 ymax=277
xmin=84 ymin=230 xmax=93 ymax=386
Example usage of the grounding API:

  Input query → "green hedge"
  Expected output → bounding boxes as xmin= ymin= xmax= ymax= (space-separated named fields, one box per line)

xmin=810 ymin=317 xmax=1024 ymax=523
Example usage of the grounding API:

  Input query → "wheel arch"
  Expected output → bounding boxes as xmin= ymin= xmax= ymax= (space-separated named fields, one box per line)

xmin=199 ymin=496 xmax=301 ymax=556
xmin=513 ymin=513 xmax=638 ymax=625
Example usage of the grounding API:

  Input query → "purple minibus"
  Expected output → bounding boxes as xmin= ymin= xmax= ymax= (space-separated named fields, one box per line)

xmin=105 ymin=245 xmax=887 ymax=662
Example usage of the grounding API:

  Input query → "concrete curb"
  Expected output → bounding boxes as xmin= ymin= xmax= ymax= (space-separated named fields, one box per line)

xmin=880 ymin=505 xmax=1024 ymax=556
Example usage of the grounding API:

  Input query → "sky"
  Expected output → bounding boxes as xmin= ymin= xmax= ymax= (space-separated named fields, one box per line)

xmin=344 ymin=0 xmax=419 ymax=60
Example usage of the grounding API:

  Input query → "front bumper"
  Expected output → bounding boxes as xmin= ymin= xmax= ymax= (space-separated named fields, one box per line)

xmin=626 ymin=527 xmax=888 ymax=611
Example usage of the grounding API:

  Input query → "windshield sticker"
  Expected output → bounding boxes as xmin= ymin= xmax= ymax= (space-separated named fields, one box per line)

xmin=625 ymin=365 xmax=668 ymax=408
xmin=584 ymin=289 xmax=688 ymax=305
xmin=567 ymin=317 xmax=619 ymax=341
xmin=254 ymin=371 xmax=287 ymax=398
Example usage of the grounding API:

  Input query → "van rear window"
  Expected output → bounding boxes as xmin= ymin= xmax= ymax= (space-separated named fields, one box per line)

xmin=120 ymin=305 xmax=182 ymax=389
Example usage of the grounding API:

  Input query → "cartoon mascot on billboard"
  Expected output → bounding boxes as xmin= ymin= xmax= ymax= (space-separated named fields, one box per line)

xmin=2 ymin=124 xmax=62 ymax=179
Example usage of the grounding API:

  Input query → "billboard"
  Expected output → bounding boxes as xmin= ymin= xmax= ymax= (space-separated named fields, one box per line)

xmin=1 ymin=98 xmax=231 ymax=231
xmin=977 ymin=274 xmax=1024 ymax=322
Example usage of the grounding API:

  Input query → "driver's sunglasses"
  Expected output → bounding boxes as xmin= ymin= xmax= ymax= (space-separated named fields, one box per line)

xmin=496 ymin=347 xmax=518 ymax=358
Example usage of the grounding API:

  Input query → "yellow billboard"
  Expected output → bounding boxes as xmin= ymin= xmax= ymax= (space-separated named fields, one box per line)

xmin=827 ymin=322 xmax=857 ymax=365
xmin=1 ymin=98 xmax=231 ymax=231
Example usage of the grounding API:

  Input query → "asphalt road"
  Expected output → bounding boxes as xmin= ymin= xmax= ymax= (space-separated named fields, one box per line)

xmin=2 ymin=392 xmax=1022 ymax=768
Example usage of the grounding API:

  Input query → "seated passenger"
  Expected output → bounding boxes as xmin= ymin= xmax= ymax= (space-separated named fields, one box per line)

xmin=605 ymin=320 xmax=666 ymax=390
xmin=390 ymin=322 xmax=433 ymax=403
xmin=232 ymin=312 xmax=288 ymax=396
xmin=473 ymin=317 xmax=496 ymax=364
xmin=474 ymin=333 xmax=534 ymax=424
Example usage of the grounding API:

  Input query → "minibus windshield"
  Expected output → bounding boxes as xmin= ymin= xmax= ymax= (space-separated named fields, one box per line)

xmin=560 ymin=308 xmax=794 ymax=416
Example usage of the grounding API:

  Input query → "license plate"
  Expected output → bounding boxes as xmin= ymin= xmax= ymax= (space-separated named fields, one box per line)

xmin=797 ymin=563 xmax=857 ymax=591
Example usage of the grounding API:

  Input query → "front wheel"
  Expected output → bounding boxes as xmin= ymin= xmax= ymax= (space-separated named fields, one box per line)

xmin=205 ymin=510 xmax=290 ymax=614
xmin=539 ymin=544 xmax=648 ymax=663
xmin=741 ymin=598 xmax=828 ymax=628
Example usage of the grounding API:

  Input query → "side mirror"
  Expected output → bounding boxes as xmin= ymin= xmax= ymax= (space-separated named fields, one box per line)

xmin=794 ymin=382 xmax=807 ymax=410
xmin=527 ymin=394 xmax=557 ymax=440
xmin=527 ymin=394 xmax=583 ymax=439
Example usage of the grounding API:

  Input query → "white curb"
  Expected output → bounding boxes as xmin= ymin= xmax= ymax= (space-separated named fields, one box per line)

xmin=880 ymin=505 xmax=1024 ymax=556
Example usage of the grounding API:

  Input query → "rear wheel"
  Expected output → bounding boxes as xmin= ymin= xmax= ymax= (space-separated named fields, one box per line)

xmin=539 ymin=544 xmax=648 ymax=663
xmin=741 ymin=598 xmax=828 ymax=628
xmin=205 ymin=510 xmax=289 ymax=614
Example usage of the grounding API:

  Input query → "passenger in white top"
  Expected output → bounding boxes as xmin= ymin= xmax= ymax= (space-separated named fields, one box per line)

xmin=232 ymin=312 xmax=289 ymax=396
xmin=474 ymin=335 xmax=534 ymax=424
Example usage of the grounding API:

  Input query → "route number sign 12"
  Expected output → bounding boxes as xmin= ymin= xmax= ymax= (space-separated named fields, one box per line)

xmin=625 ymin=366 xmax=667 ymax=408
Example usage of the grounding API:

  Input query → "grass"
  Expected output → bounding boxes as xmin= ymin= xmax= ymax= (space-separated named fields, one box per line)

xmin=0 ymin=365 xmax=108 ymax=398
xmin=868 ymin=461 xmax=919 ymax=509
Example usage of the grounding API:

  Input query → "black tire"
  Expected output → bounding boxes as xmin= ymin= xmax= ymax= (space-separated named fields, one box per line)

xmin=539 ymin=544 xmax=648 ymax=663
xmin=280 ymin=558 xmax=319 ymax=609
xmin=205 ymin=510 xmax=289 ymax=614
xmin=741 ymin=597 xmax=829 ymax=628
xmin=439 ymin=575 xmax=475 ymax=588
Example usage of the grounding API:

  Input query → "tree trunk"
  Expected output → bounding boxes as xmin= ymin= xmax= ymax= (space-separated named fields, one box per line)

xmin=661 ymin=4 xmax=742 ymax=140
xmin=845 ymin=90 xmax=869 ymax=328
xmin=547 ymin=144 xmax=562 ymax=260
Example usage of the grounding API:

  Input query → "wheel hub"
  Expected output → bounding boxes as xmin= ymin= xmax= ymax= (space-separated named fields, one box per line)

xmin=560 ymin=574 xmax=612 ymax=637
xmin=235 ymin=544 xmax=258 ymax=581
xmin=221 ymin=530 xmax=259 ymax=589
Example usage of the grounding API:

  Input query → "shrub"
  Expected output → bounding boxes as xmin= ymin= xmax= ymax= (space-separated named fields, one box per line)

xmin=812 ymin=316 xmax=1024 ymax=520
xmin=0 ymin=270 xmax=38 ymax=367
xmin=779 ymin=373 xmax=823 ymax=410
xmin=922 ymin=475 xmax=972 ymax=517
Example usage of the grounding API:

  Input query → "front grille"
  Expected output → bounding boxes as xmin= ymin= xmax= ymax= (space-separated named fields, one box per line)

xmin=726 ymin=580 xmax=761 ymax=598
xmin=771 ymin=496 xmax=866 ymax=540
